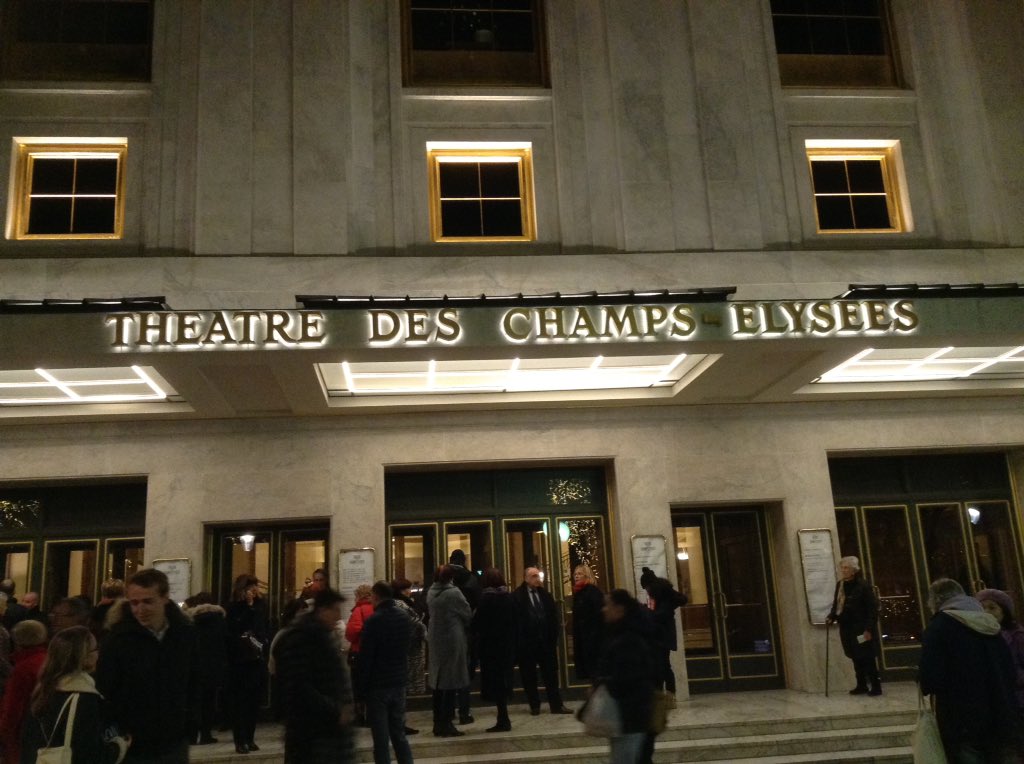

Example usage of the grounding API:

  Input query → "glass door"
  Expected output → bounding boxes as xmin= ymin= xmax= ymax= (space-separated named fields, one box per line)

xmin=42 ymin=539 xmax=100 ymax=608
xmin=103 ymin=537 xmax=145 ymax=582
xmin=0 ymin=542 xmax=33 ymax=600
xmin=674 ymin=507 xmax=785 ymax=693
xmin=389 ymin=522 xmax=439 ymax=600
xmin=444 ymin=520 xmax=493 ymax=575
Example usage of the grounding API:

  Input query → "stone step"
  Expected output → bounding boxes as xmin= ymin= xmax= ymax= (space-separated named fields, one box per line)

xmin=702 ymin=749 xmax=913 ymax=764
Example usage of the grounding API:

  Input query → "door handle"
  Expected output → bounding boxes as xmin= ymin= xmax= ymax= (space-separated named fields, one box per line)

xmin=717 ymin=591 xmax=728 ymax=620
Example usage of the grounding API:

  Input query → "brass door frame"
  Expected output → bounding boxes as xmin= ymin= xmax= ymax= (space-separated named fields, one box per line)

xmin=41 ymin=537 xmax=101 ymax=608
xmin=0 ymin=540 xmax=34 ymax=596
xmin=442 ymin=519 xmax=495 ymax=573
xmin=387 ymin=521 xmax=440 ymax=586
xmin=102 ymin=536 xmax=144 ymax=581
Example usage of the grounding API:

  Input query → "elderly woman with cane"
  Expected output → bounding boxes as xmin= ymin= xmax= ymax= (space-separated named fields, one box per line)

xmin=826 ymin=556 xmax=881 ymax=696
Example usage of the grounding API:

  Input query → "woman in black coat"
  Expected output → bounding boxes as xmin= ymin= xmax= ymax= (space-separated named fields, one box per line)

xmin=224 ymin=574 xmax=269 ymax=754
xmin=183 ymin=592 xmax=227 ymax=745
xmin=572 ymin=564 xmax=604 ymax=682
xmin=471 ymin=567 xmax=519 ymax=732
xmin=826 ymin=555 xmax=881 ymax=696
xmin=20 ymin=626 xmax=130 ymax=764
xmin=595 ymin=589 xmax=658 ymax=764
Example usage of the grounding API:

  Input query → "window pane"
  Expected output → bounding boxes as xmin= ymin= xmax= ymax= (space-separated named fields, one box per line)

xmin=835 ymin=508 xmax=861 ymax=561
xmin=441 ymin=200 xmax=482 ymax=236
xmin=65 ymin=2 xmax=108 ymax=44
xmin=811 ymin=161 xmax=849 ymax=194
xmin=809 ymin=17 xmax=848 ymax=54
xmin=31 ymin=159 xmax=75 ymax=194
xmin=16 ymin=1 xmax=61 ymax=42
xmin=494 ymin=11 xmax=533 ymax=51
xmin=919 ymin=504 xmax=971 ymax=591
xmin=107 ymin=2 xmax=152 ymax=45
xmin=411 ymin=9 xmax=451 ymax=50
xmin=970 ymin=502 xmax=1024 ymax=616
xmin=846 ymin=18 xmax=885 ymax=54
xmin=844 ymin=0 xmax=880 ymax=18
xmin=846 ymin=160 xmax=885 ymax=193
xmin=482 ymin=200 xmax=522 ymax=236
xmin=864 ymin=507 xmax=922 ymax=645
xmin=439 ymin=163 xmax=479 ymax=198
xmin=770 ymin=0 xmax=807 ymax=14
xmin=28 ymin=198 xmax=73 ymax=234
xmin=479 ymin=162 xmax=520 ymax=197
xmin=75 ymin=158 xmax=119 ymax=194
xmin=851 ymin=195 xmax=891 ymax=229
xmin=772 ymin=16 xmax=812 ymax=54
xmin=714 ymin=512 xmax=772 ymax=655
xmin=816 ymin=196 xmax=854 ymax=230
xmin=73 ymin=198 xmax=117 ymax=233
xmin=453 ymin=9 xmax=491 ymax=48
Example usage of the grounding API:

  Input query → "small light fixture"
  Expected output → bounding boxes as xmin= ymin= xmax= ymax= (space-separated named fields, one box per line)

xmin=677 ymin=550 xmax=689 ymax=561
xmin=239 ymin=533 xmax=255 ymax=552
xmin=558 ymin=522 xmax=570 ymax=542
xmin=967 ymin=507 xmax=981 ymax=525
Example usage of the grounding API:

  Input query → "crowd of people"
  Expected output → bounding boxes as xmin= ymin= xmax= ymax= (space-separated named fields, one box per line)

xmin=0 ymin=555 xmax=688 ymax=764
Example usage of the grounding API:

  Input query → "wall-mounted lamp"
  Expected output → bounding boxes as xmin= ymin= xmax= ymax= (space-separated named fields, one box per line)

xmin=967 ymin=507 xmax=981 ymax=525
xmin=677 ymin=549 xmax=689 ymax=561
xmin=239 ymin=533 xmax=255 ymax=552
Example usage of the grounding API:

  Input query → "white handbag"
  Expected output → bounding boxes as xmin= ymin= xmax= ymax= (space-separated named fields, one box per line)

xmin=36 ymin=692 xmax=79 ymax=764
xmin=576 ymin=683 xmax=622 ymax=738
xmin=911 ymin=690 xmax=947 ymax=764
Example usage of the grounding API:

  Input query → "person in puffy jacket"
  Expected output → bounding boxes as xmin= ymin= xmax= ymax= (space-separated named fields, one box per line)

xmin=0 ymin=619 xmax=49 ymax=763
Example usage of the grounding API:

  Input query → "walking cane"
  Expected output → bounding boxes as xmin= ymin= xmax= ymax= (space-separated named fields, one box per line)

xmin=824 ymin=620 xmax=831 ymax=698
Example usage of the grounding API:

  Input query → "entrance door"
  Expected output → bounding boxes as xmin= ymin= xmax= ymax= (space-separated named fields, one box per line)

xmin=208 ymin=523 xmax=329 ymax=630
xmin=674 ymin=507 xmax=785 ymax=693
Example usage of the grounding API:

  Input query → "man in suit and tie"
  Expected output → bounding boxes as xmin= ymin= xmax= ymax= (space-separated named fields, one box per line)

xmin=513 ymin=567 xmax=572 ymax=716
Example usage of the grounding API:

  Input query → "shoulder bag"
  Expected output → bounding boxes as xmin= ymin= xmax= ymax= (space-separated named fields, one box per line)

xmin=36 ymin=692 xmax=79 ymax=764
xmin=575 ymin=683 xmax=622 ymax=738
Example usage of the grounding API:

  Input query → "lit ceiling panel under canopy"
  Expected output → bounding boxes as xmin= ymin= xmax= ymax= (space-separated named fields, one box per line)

xmin=0 ymin=366 xmax=177 ymax=406
xmin=815 ymin=346 xmax=1024 ymax=384
xmin=319 ymin=353 xmax=704 ymax=397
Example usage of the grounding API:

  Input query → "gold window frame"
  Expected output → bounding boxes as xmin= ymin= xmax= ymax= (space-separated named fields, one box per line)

xmin=9 ymin=141 xmax=128 ymax=240
xmin=427 ymin=146 xmax=537 ymax=243
xmin=806 ymin=146 xmax=905 ymax=234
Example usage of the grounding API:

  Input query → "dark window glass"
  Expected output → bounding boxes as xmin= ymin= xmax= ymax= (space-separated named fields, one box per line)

xmin=811 ymin=161 xmax=849 ymax=194
xmin=846 ymin=160 xmax=885 ymax=193
xmin=65 ymin=2 xmax=107 ymax=44
xmin=74 ymin=158 xmax=118 ymax=194
xmin=441 ymin=200 xmax=483 ymax=237
xmin=16 ymin=0 xmax=60 ymax=41
xmin=479 ymin=163 xmax=520 ymax=197
xmin=816 ymin=196 xmax=854 ymax=230
xmin=482 ymin=200 xmax=522 ymax=236
xmin=772 ymin=17 xmax=811 ymax=54
xmin=108 ymin=2 xmax=151 ymax=45
xmin=73 ymin=198 xmax=117 ymax=233
xmin=494 ymin=12 xmax=533 ymax=51
xmin=31 ymin=159 xmax=75 ymax=194
xmin=770 ymin=0 xmax=807 ymax=13
xmin=846 ymin=18 xmax=885 ymax=54
xmin=27 ymin=198 xmax=73 ymax=234
xmin=439 ymin=164 xmax=480 ymax=198
xmin=852 ymin=195 xmax=891 ymax=229
xmin=809 ymin=17 xmax=847 ymax=53
xmin=844 ymin=0 xmax=879 ymax=16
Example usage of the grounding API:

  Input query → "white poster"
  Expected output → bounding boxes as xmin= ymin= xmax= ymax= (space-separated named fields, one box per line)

xmin=151 ymin=558 xmax=191 ymax=605
xmin=337 ymin=547 xmax=375 ymax=606
xmin=798 ymin=529 xmax=837 ymax=625
xmin=630 ymin=535 xmax=667 ymax=606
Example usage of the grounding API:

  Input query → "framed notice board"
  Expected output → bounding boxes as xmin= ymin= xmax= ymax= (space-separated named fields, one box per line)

xmin=798 ymin=529 xmax=837 ymax=625
xmin=630 ymin=534 xmax=668 ymax=607
xmin=151 ymin=557 xmax=191 ymax=604
xmin=337 ymin=547 xmax=375 ymax=606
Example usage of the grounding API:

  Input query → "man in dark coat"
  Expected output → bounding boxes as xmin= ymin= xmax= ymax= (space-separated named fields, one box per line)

xmin=513 ymin=566 xmax=572 ymax=715
xmin=355 ymin=580 xmax=415 ymax=764
xmin=639 ymin=566 xmax=687 ymax=696
xmin=920 ymin=577 xmax=1021 ymax=763
xmin=275 ymin=587 xmax=354 ymax=764
xmin=0 ymin=579 xmax=26 ymax=630
xmin=826 ymin=555 xmax=881 ymax=695
xmin=96 ymin=567 xmax=200 ymax=764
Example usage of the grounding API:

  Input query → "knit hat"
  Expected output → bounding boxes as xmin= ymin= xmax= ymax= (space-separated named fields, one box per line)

xmin=639 ymin=567 xmax=656 ymax=589
xmin=976 ymin=588 xmax=1015 ymax=620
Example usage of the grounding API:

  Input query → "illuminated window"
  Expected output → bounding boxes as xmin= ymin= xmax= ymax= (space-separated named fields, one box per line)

xmin=806 ymin=143 xmax=907 ymax=233
xmin=770 ymin=0 xmax=899 ymax=87
xmin=9 ymin=140 xmax=127 ymax=240
xmin=0 ymin=0 xmax=153 ymax=82
xmin=402 ymin=0 xmax=548 ymax=87
xmin=427 ymin=143 xmax=536 ymax=242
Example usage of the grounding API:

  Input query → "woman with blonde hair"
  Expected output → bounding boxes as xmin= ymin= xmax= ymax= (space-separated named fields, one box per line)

xmin=20 ymin=625 xmax=129 ymax=763
xmin=572 ymin=564 xmax=605 ymax=682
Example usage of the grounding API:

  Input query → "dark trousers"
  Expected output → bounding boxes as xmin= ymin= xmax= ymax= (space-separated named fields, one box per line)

xmin=189 ymin=679 xmax=219 ymax=742
xmin=850 ymin=641 xmax=880 ymax=689
xmin=655 ymin=647 xmax=675 ymax=694
xmin=518 ymin=641 xmax=563 ymax=711
xmin=432 ymin=689 xmax=457 ymax=732
xmin=228 ymin=662 xmax=263 ymax=746
xmin=367 ymin=685 xmax=413 ymax=764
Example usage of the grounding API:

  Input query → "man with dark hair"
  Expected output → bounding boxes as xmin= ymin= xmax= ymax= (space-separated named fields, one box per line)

xmin=0 ymin=579 xmax=26 ymax=629
xmin=275 ymin=587 xmax=354 ymax=763
xmin=96 ymin=567 xmax=200 ymax=764
xmin=920 ymin=577 xmax=1020 ymax=763
xmin=513 ymin=566 xmax=572 ymax=716
xmin=356 ymin=580 xmax=415 ymax=764
xmin=48 ymin=595 xmax=92 ymax=633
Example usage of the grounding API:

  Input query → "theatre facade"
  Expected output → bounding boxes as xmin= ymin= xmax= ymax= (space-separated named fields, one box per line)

xmin=1 ymin=0 xmax=1024 ymax=699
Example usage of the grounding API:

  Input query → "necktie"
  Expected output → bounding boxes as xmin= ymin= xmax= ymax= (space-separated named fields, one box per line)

xmin=531 ymin=589 xmax=542 ymax=612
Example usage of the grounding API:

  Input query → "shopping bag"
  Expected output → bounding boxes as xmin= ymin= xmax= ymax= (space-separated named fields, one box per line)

xmin=912 ymin=692 xmax=947 ymax=764
xmin=36 ymin=693 xmax=78 ymax=764
xmin=576 ymin=683 xmax=622 ymax=737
